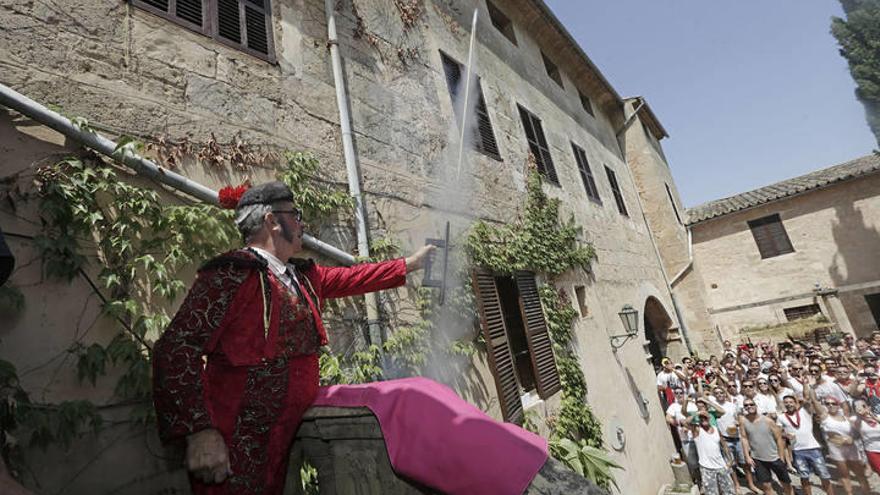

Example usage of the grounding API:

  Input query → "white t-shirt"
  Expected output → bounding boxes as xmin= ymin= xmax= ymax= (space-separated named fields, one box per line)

xmin=667 ymin=402 xmax=698 ymax=442
xmin=693 ymin=426 xmax=727 ymax=470
xmin=754 ymin=393 xmax=778 ymax=416
xmin=860 ymin=419 xmax=880 ymax=453
xmin=657 ymin=370 xmax=684 ymax=391
xmin=815 ymin=380 xmax=850 ymax=405
xmin=774 ymin=387 xmax=796 ymax=404
xmin=713 ymin=399 xmax=740 ymax=438
xmin=787 ymin=379 xmax=805 ymax=400
xmin=777 ymin=408 xmax=821 ymax=451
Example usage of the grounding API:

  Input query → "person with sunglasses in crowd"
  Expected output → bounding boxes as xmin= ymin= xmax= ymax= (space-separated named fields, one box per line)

xmin=740 ymin=396 xmax=794 ymax=495
xmin=818 ymin=395 xmax=871 ymax=495
xmin=853 ymin=398 xmax=880 ymax=478
xmin=777 ymin=380 xmax=835 ymax=495
xmin=710 ymin=384 xmax=761 ymax=493
xmin=686 ymin=411 xmax=737 ymax=495
xmin=667 ymin=387 xmax=700 ymax=483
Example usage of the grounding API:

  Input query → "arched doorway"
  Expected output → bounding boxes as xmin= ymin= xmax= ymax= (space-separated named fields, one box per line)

xmin=644 ymin=296 xmax=674 ymax=372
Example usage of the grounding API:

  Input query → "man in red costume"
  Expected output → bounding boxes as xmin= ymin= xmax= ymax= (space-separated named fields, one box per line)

xmin=152 ymin=181 xmax=433 ymax=494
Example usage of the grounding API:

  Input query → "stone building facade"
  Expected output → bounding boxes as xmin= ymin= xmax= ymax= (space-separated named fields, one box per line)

xmin=678 ymin=155 xmax=880 ymax=341
xmin=0 ymin=1 xmax=701 ymax=493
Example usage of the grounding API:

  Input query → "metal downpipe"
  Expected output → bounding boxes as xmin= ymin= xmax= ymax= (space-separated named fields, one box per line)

xmin=0 ymin=82 xmax=357 ymax=266
xmin=324 ymin=0 xmax=384 ymax=346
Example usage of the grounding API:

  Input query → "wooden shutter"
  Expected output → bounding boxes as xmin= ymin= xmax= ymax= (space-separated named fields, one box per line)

xmin=572 ymin=143 xmax=600 ymax=203
xmin=133 ymin=0 xmax=206 ymax=31
xmin=214 ymin=0 xmax=274 ymax=61
xmin=605 ymin=165 xmax=628 ymax=216
xmin=471 ymin=268 xmax=523 ymax=424
xmin=748 ymin=214 xmax=793 ymax=258
xmin=518 ymin=105 xmax=558 ymax=184
xmin=439 ymin=52 xmax=501 ymax=160
xmin=514 ymin=272 xmax=561 ymax=399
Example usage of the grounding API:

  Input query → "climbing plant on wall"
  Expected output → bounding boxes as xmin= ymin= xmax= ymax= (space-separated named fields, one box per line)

xmin=464 ymin=163 xmax=621 ymax=489
xmin=0 ymin=144 xmax=356 ymax=482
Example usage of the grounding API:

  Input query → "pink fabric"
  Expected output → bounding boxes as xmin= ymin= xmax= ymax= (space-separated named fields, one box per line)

xmin=312 ymin=377 xmax=548 ymax=495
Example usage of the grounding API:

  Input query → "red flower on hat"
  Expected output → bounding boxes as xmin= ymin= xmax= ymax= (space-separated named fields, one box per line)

xmin=218 ymin=182 xmax=250 ymax=209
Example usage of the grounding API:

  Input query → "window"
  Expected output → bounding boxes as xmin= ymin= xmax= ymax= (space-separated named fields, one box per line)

xmin=605 ymin=165 xmax=628 ymax=216
xmin=541 ymin=52 xmax=564 ymax=88
xmin=471 ymin=268 xmax=561 ymax=423
xmin=517 ymin=105 xmax=559 ymax=184
xmin=865 ymin=293 xmax=880 ymax=328
xmin=748 ymin=214 xmax=794 ymax=259
xmin=783 ymin=304 xmax=822 ymax=321
xmin=132 ymin=0 xmax=275 ymax=62
xmin=486 ymin=1 xmax=516 ymax=45
xmin=575 ymin=285 xmax=589 ymax=317
xmin=579 ymin=91 xmax=594 ymax=117
xmin=440 ymin=52 xmax=501 ymax=160
xmin=571 ymin=143 xmax=600 ymax=203
xmin=666 ymin=183 xmax=682 ymax=225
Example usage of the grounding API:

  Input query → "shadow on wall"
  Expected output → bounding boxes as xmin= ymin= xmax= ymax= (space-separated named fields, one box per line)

xmin=828 ymin=190 xmax=880 ymax=333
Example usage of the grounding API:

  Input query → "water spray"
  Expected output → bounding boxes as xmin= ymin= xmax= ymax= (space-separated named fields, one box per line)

xmin=455 ymin=9 xmax=479 ymax=180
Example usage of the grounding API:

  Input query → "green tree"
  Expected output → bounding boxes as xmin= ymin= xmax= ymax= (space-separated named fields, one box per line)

xmin=832 ymin=0 xmax=880 ymax=146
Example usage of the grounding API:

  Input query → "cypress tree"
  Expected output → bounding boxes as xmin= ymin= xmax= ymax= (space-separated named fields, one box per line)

xmin=832 ymin=0 xmax=880 ymax=146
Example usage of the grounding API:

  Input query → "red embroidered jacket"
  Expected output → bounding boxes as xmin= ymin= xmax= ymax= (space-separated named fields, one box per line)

xmin=152 ymin=249 xmax=407 ymax=443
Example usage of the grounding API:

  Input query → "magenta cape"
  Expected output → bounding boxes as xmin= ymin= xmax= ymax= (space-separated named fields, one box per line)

xmin=312 ymin=377 xmax=548 ymax=495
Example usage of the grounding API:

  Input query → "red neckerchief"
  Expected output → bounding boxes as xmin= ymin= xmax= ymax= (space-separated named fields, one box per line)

xmin=784 ymin=409 xmax=801 ymax=429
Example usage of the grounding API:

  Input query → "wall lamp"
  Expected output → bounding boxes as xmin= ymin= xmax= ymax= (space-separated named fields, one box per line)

xmin=609 ymin=304 xmax=639 ymax=351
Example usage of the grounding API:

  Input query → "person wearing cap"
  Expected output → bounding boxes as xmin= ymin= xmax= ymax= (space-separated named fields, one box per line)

xmin=657 ymin=357 xmax=686 ymax=406
xmin=151 ymin=181 xmax=434 ymax=494
xmin=686 ymin=410 xmax=736 ymax=495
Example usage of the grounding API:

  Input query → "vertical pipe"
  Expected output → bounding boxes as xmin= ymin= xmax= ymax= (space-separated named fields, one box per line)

xmin=324 ymin=0 xmax=383 ymax=346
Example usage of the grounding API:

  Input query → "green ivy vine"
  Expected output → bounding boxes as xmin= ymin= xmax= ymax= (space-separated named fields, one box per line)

xmin=464 ymin=166 xmax=620 ymax=489
xmin=0 ymin=144 xmax=355 ymax=482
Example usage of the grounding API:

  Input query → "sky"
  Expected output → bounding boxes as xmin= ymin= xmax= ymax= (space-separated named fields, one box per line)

xmin=543 ymin=0 xmax=877 ymax=207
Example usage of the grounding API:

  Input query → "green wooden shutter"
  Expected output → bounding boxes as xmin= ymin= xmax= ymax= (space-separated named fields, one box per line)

xmin=471 ymin=268 xmax=523 ymax=424
xmin=514 ymin=272 xmax=561 ymax=399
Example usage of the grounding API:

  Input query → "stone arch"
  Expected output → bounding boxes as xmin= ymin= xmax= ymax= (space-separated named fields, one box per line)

xmin=644 ymin=296 xmax=674 ymax=371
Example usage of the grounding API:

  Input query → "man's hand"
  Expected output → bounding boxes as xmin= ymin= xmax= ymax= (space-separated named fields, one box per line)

xmin=404 ymin=244 xmax=437 ymax=273
xmin=186 ymin=429 xmax=231 ymax=484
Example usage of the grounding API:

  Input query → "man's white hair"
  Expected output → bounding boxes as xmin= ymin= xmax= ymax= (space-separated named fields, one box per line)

xmin=234 ymin=203 xmax=273 ymax=242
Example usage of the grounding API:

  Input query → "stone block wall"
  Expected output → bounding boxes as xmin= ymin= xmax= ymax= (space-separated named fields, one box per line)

xmin=0 ymin=1 xmax=686 ymax=492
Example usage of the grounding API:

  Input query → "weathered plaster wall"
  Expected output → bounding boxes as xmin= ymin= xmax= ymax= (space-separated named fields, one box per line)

xmin=622 ymin=99 xmax=717 ymax=356
xmin=690 ymin=172 xmax=880 ymax=340
xmin=1 ymin=0 xmax=681 ymax=493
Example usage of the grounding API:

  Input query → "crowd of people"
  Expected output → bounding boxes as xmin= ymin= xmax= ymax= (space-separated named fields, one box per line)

xmin=659 ymin=333 xmax=880 ymax=495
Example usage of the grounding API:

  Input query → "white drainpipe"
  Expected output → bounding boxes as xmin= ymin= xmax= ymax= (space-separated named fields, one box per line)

xmin=0 ymin=82 xmax=357 ymax=266
xmin=324 ymin=0 xmax=384 ymax=346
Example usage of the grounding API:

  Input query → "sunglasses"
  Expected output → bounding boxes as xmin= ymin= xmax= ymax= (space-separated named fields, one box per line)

xmin=272 ymin=208 xmax=303 ymax=222
xmin=744 ymin=403 xmax=756 ymax=408
xmin=743 ymin=384 xmax=755 ymax=388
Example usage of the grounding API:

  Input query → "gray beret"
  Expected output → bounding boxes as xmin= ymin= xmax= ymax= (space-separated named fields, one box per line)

xmin=236 ymin=181 xmax=294 ymax=208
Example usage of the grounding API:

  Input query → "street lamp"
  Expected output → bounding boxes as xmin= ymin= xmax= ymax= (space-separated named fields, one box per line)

xmin=609 ymin=304 xmax=639 ymax=351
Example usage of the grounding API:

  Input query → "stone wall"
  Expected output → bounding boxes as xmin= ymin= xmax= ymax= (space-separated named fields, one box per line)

xmin=689 ymin=172 xmax=880 ymax=340
xmin=622 ymin=99 xmax=718 ymax=357
xmin=1 ymin=1 xmax=683 ymax=493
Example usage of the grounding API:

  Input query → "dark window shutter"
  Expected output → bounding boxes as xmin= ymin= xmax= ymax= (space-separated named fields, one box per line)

xmin=514 ymin=272 xmax=561 ymax=399
xmin=243 ymin=0 xmax=269 ymax=54
xmin=176 ymin=0 xmax=203 ymax=26
xmin=141 ymin=0 xmax=170 ymax=10
xmin=517 ymin=105 xmax=558 ymax=185
xmin=439 ymin=52 xmax=501 ymax=160
xmin=748 ymin=214 xmax=793 ymax=259
xmin=133 ymin=0 xmax=205 ymax=30
xmin=572 ymin=143 xmax=600 ymax=203
xmin=605 ymin=165 xmax=628 ymax=216
xmin=471 ymin=268 xmax=524 ymax=424
xmin=217 ymin=0 xmax=242 ymax=43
